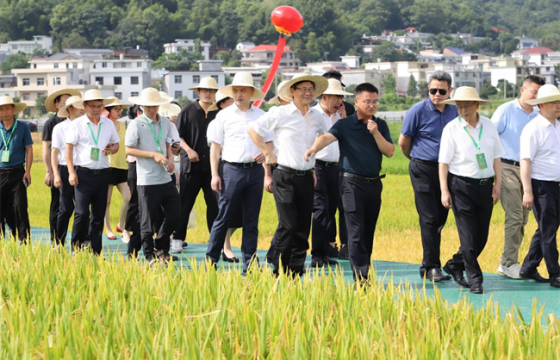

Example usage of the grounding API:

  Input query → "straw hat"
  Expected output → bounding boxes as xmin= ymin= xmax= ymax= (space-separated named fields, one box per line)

xmin=158 ymin=103 xmax=182 ymax=117
xmin=188 ymin=77 xmax=219 ymax=91
xmin=159 ymin=91 xmax=174 ymax=101
xmin=441 ymin=86 xmax=491 ymax=105
xmin=323 ymin=79 xmax=353 ymax=96
xmin=0 ymin=95 xmax=27 ymax=113
xmin=525 ymin=84 xmax=560 ymax=106
xmin=45 ymin=89 xmax=82 ymax=113
xmin=104 ymin=96 xmax=131 ymax=109
xmin=208 ymin=90 xmax=232 ymax=111
xmin=56 ymin=95 xmax=83 ymax=118
xmin=220 ymin=73 xmax=265 ymax=101
xmin=128 ymin=88 xmax=172 ymax=106
xmin=73 ymin=89 xmax=113 ymax=109
xmin=278 ymin=72 xmax=329 ymax=102
xmin=267 ymin=80 xmax=293 ymax=105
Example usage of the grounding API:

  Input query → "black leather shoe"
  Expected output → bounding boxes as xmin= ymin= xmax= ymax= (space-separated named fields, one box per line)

xmin=222 ymin=252 xmax=240 ymax=263
xmin=443 ymin=263 xmax=469 ymax=288
xmin=425 ymin=268 xmax=451 ymax=282
xmin=520 ymin=269 xmax=549 ymax=283
xmin=311 ymin=256 xmax=324 ymax=267
xmin=322 ymin=256 xmax=339 ymax=266
xmin=338 ymin=244 xmax=349 ymax=260
xmin=327 ymin=243 xmax=339 ymax=258
xmin=265 ymin=256 xmax=273 ymax=264
xmin=550 ymin=277 xmax=560 ymax=288
xmin=469 ymin=283 xmax=484 ymax=294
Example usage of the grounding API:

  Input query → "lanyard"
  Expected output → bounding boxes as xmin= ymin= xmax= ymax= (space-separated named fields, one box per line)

xmin=459 ymin=116 xmax=482 ymax=150
xmin=143 ymin=115 xmax=162 ymax=149
xmin=1 ymin=120 xmax=18 ymax=150
xmin=87 ymin=121 xmax=102 ymax=147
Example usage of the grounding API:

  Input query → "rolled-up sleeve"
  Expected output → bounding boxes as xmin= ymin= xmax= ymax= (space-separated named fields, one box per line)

xmin=251 ymin=106 xmax=278 ymax=137
xmin=520 ymin=125 xmax=537 ymax=161
xmin=438 ymin=124 xmax=455 ymax=164
xmin=125 ymin=121 xmax=139 ymax=148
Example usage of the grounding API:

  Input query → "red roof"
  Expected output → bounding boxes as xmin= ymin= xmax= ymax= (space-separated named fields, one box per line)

xmin=522 ymin=46 xmax=554 ymax=54
xmin=247 ymin=45 xmax=291 ymax=52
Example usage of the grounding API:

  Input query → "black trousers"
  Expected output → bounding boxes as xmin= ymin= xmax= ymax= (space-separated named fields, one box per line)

xmin=272 ymin=168 xmax=314 ymax=273
xmin=174 ymin=171 xmax=218 ymax=241
xmin=49 ymin=185 xmax=60 ymax=242
xmin=72 ymin=167 xmax=111 ymax=255
xmin=447 ymin=174 xmax=494 ymax=285
xmin=55 ymin=165 xmax=75 ymax=246
xmin=138 ymin=182 xmax=180 ymax=259
xmin=341 ymin=175 xmax=382 ymax=280
xmin=207 ymin=164 xmax=264 ymax=272
xmin=1 ymin=202 xmax=16 ymax=239
xmin=521 ymin=179 xmax=560 ymax=278
xmin=0 ymin=166 xmax=30 ymax=242
xmin=409 ymin=159 xmax=450 ymax=273
xmin=125 ymin=163 xmax=142 ymax=257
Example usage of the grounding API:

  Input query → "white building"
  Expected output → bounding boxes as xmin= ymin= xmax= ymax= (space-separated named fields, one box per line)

xmin=89 ymin=55 xmax=152 ymax=100
xmin=0 ymin=35 xmax=52 ymax=55
xmin=240 ymin=45 xmax=300 ymax=68
xmin=236 ymin=42 xmax=256 ymax=51
xmin=163 ymin=39 xmax=212 ymax=61
xmin=162 ymin=60 xmax=226 ymax=101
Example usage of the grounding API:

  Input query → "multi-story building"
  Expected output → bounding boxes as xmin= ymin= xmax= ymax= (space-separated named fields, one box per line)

xmin=365 ymin=61 xmax=432 ymax=95
xmin=0 ymin=36 xmax=52 ymax=55
xmin=163 ymin=39 xmax=211 ymax=61
xmin=162 ymin=60 xmax=226 ymax=101
xmin=0 ymin=75 xmax=17 ymax=98
xmin=240 ymin=45 xmax=300 ymax=68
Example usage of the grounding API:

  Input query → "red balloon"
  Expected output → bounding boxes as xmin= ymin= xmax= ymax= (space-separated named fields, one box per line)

xmin=270 ymin=6 xmax=304 ymax=36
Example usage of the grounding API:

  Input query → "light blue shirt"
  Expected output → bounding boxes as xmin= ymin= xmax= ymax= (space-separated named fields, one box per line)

xmin=491 ymin=99 xmax=539 ymax=162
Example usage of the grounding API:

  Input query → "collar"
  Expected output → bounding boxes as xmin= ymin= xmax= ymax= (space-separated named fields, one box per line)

xmin=514 ymin=98 xmax=539 ymax=115
xmin=536 ymin=114 xmax=557 ymax=127
xmin=85 ymin=115 xmax=107 ymax=125
xmin=143 ymin=114 xmax=161 ymax=124
xmin=287 ymin=101 xmax=316 ymax=115
xmin=195 ymin=100 xmax=214 ymax=113
xmin=233 ymin=103 xmax=254 ymax=114
xmin=353 ymin=113 xmax=372 ymax=124
xmin=0 ymin=119 xmax=16 ymax=130
xmin=425 ymin=97 xmax=454 ymax=114
xmin=458 ymin=115 xmax=482 ymax=129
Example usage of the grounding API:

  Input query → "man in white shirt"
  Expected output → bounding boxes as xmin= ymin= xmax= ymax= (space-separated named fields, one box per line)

xmin=519 ymin=84 xmax=560 ymax=288
xmin=249 ymin=73 xmax=329 ymax=276
xmin=51 ymin=95 xmax=84 ymax=247
xmin=66 ymin=90 xmax=120 ymax=255
xmin=206 ymin=73 xmax=272 ymax=273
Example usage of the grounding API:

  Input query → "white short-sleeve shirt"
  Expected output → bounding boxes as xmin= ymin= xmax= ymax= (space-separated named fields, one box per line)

xmin=51 ymin=119 xmax=75 ymax=166
xmin=520 ymin=114 xmax=560 ymax=182
xmin=313 ymin=104 xmax=340 ymax=163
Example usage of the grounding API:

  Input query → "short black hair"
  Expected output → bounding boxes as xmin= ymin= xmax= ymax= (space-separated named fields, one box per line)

xmin=524 ymin=75 xmax=545 ymax=86
xmin=128 ymin=104 xmax=142 ymax=119
xmin=322 ymin=70 xmax=342 ymax=81
xmin=428 ymin=70 xmax=452 ymax=88
xmin=355 ymin=83 xmax=378 ymax=96
xmin=216 ymin=97 xmax=232 ymax=112
xmin=54 ymin=95 xmax=64 ymax=105
xmin=291 ymin=80 xmax=315 ymax=90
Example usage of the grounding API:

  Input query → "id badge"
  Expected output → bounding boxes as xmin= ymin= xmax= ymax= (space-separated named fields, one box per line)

xmin=476 ymin=153 xmax=488 ymax=170
xmin=90 ymin=147 xmax=100 ymax=161
xmin=1 ymin=150 xmax=10 ymax=163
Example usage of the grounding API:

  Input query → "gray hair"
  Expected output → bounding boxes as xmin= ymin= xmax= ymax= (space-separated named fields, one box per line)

xmin=428 ymin=71 xmax=452 ymax=88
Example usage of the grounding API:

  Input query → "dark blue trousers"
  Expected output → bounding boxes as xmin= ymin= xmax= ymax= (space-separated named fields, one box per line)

xmin=56 ymin=165 xmax=75 ymax=246
xmin=125 ymin=162 xmax=142 ymax=257
xmin=207 ymin=164 xmax=264 ymax=272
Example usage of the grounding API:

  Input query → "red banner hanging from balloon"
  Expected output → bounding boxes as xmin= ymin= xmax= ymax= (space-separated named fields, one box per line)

xmin=253 ymin=36 xmax=287 ymax=108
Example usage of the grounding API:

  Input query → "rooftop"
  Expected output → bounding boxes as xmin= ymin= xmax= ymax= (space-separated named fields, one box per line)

xmin=522 ymin=46 xmax=555 ymax=54
xmin=247 ymin=45 xmax=292 ymax=52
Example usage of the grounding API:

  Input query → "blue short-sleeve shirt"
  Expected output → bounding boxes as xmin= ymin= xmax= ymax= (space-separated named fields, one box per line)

xmin=0 ymin=119 xmax=33 ymax=168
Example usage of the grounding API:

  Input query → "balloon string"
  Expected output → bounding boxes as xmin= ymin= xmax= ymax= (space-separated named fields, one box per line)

xmin=254 ymin=36 xmax=288 ymax=108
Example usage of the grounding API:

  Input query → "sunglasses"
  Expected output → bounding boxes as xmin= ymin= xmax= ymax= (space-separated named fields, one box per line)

xmin=429 ymin=88 xmax=448 ymax=96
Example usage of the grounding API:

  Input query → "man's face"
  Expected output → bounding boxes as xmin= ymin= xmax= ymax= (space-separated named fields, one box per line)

xmin=539 ymin=101 xmax=560 ymax=120
xmin=290 ymin=81 xmax=316 ymax=106
xmin=321 ymin=94 xmax=343 ymax=114
xmin=455 ymin=101 xmax=479 ymax=120
xmin=232 ymin=87 xmax=254 ymax=108
xmin=143 ymin=105 xmax=159 ymax=120
xmin=197 ymin=88 xmax=216 ymax=104
xmin=520 ymin=82 xmax=541 ymax=103
xmin=354 ymin=91 xmax=379 ymax=117
xmin=84 ymin=100 xmax=104 ymax=119
xmin=0 ymin=104 xmax=15 ymax=121
xmin=68 ymin=106 xmax=85 ymax=119
xmin=428 ymin=79 xmax=452 ymax=106
xmin=56 ymin=94 xmax=71 ymax=110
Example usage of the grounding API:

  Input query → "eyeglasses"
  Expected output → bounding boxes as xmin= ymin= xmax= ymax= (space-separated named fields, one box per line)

xmin=85 ymin=104 xmax=104 ymax=110
xmin=429 ymin=88 xmax=448 ymax=96
xmin=456 ymin=102 xmax=476 ymax=110
xmin=295 ymin=87 xmax=316 ymax=94
xmin=199 ymin=89 xmax=217 ymax=94
xmin=361 ymin=100 xmax=379 ymax=106
xmin=549 ymin=101 xmax=560 ymax=106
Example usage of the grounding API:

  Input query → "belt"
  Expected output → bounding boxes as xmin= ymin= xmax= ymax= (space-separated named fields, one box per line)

xmin=341 ymin=172 xmax=386 ymax=183
xmin=223 ymin=160 xmax=259 ymax=168
xmin=0 ymin=165 xmax=23 ymax=172
xmin=275 ymin=165 xmax=313 ymax=176
xmin=316 ymin=159 xmax=339 ymax=167
xmin=411 ymin=158 xmax=438 ymax=167
xmin=501 ymin=159 xmax=520 ymax=167
xmin=451 ymin=174 xmax=494 ymax=186
xmin=75 ymin=166 xmax=111 ymax=175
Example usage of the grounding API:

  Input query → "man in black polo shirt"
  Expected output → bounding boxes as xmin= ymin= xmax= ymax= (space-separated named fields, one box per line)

xmin=174 ymin=77 xmax=219 ymax=247
xmin=305 ymin=83 xmax=394 ymax=282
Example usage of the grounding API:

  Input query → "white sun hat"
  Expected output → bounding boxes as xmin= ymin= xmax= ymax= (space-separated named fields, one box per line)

xmin=57 ymin=95 xmax=83 ymax=118
xmin=220 ymin=72 xmax=265 ymax=101
xmin=128 ymin=88 xmax=172 ymax=106
xmin=188 ymin=77 xmax=219 ymax=91
xmin=0 ymin=95 xmax=27 ymax=113
xmin=441 ymin=86 xmax=491 ymax=105
xmin=525 ymin=84 xmax=560 ymax=106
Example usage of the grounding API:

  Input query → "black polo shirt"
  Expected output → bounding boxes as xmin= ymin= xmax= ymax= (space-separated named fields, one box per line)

xmin=328 ymin=113 xmax=392 ymax=177
xmin=176 ymin=100 xmax=217 ymax=173
xmin=42 ymin=114 xmax=65 ymax=142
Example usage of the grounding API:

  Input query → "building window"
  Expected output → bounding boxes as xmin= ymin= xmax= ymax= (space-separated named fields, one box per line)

xmin=33 ymin=64 xmax=37 ymax=69
xmin=193 ymin=75 xmax=200 ymax=84
xmin=115 ymin=92 xmax=122 ymax=100
xmin=37 ymin=92 xmax=46 ymax=97
xmin=102 ymin=62 xmax=107 ymax=68
xmin=114 ymin=76 xmax=122 ymax=85
xmin=175 ymin=91 xmax=182 ymax=98
xmin=37 ymin=78 xmax=45 ymax=86
xmin=73 ymin=63 xmax=77 ymax=69
xmin=517 ymin=68 xmax=522 ymax=75
xmin=174 ymin=75 xmax=182 ymax=84
xmin=137 ymin=62 xmax=141 ymax=68
xmin=22 ymin=78 xmax=30 ymax=86
xmin=131 ymin=92 xmax=139 ymax=97
xmin=192 ymin=91 xmax=198 ymax=99
xmin=66 ymin=63 xmax=69 ymax=68
xmin=188 ymin=46 xmax=193 ymax=51
xmin=131 ymin=76 xmax=139 ymax=85
xmin=211 ymin=75 xmax=219 ymax=82
xmin=54 ymin=63 xmax=58 ymax=68
xmin=95 ymin=77 xmax=104 ymax=85
xmin=53 ymin=77 xmax=61 ymax=85
xmin=22 ymin=93 xmax=30 ymax=101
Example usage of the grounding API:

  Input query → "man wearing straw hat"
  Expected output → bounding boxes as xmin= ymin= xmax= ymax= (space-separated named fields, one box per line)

xmin=126 ymin=88 xmax=179 ymax=266
xmin=51 ymin=95 xmax=84 ymax=246
xmin=249 ymin=72 xmax=329 ymax=276
xmin=519 ymin=84 xmax=560 ymax=287
xmin=42 ymin=89 xmax=81 ymax=243
xmin=66 ymin=89 xmax=120 ymax=254
xmin=304 ymin=83 xmax=394 ymax=282
xmin=438 ymin=86 xmax=504 ymax=294
xmin=309 ymin=79 xmax=352 ymax=268
xmin=0 ymin=96 xmax=33 ymax=242
xmin=174 ymin=77 xmax=219 ymax=248
xmin=206 ymin=73 xmax=272 ymax=273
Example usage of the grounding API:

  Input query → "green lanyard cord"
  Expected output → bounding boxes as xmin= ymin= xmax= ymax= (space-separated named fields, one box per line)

xmin=459 ymin=116 xmax=482 ymax=151
xmin=1 ymin=120 xmax=18 ymax=151
xmin=143 ymin=115 xmax=162 ymax=150
xmin=87 ymin=122 xmax=103 ymax=147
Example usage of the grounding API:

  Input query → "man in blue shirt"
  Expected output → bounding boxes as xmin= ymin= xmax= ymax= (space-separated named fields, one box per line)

xmin=492 ymin=75 xmax=544 ymax=279
xmin=398 ymin=71 xmax=459 ymax=283
xmin=0 ymin=96 xmax=33 ymax=242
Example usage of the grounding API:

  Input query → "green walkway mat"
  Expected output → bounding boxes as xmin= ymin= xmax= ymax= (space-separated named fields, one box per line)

xmin=28 ymin=227 xmax=560 ymax=321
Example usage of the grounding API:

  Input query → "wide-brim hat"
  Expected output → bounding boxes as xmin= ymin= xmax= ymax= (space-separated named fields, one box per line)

xmin=0 ymin=95 xmax=26 ymax=113
xmin=441 ymin=86 xmax=491 ymax=105
xmin=57 ymin=95 xmax=83 ymax=118
xmin=45 ymin=89 xmax=82 ymax=112
xmin=278 ymin=72 xmax=329 ymax=102
xmin=128 ymin=88 xmax=172 ymax=106
xmin=159 ymin=91 xmax=174 ymax=101
xmin=105 ymin=96 xmax=131 ymax=109
xmin=73 ymin=89 xmax=113 ymax=109
xmin=220 ymin=72 xmax=265 ymax=101
xmin=158 ymin=103 xmax=182 ymax=117
xmin=323 ymin=79 xmax=353 ymax=96
xmin=188 ymin=77 xmax=219 ymax=91
xmin=208 ymin=90 xmax=232 ymax=111
xmin=525 ymin=84 xmax=560 ymax=106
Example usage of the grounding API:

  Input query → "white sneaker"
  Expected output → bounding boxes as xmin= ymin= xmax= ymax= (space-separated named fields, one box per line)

xmin=497 ymin=263 xmax=521 ymax=279
xmin=171 ymin=239 xmax=183 ymax=253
